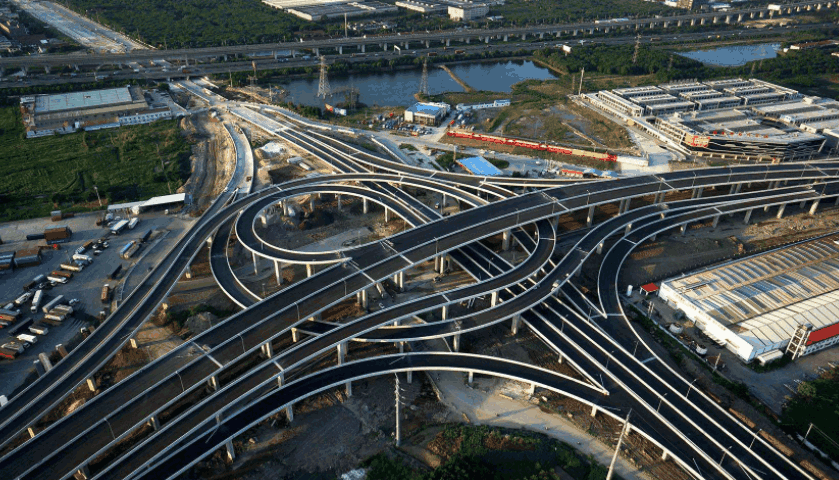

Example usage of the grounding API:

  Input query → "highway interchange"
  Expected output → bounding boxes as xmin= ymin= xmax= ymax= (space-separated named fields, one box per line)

xmin=1 ymin=81 xmax=838 ymax=480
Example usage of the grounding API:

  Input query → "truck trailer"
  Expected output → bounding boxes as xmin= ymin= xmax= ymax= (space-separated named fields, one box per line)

xmin=42 ymin=295 xmax=64 ymax=314
xmin=31 ymin=290 xmax=43 ymax=313
xmin=110 ymin=220 xmax=129 ymax=235
xmin=47 ymin=276 xmax=69 ymax=284
xmin=101 ymin=284 xmax=111 ymax=303
xmin=60 ymin=263 xmax=83 ymax=273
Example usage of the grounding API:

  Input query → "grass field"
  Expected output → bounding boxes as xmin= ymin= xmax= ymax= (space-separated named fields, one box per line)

xmin=0 ymin=107 xmax=192 ymax=223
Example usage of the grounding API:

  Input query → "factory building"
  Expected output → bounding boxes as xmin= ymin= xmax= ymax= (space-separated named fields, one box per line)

xmin=581 ymin=78 xmax=827 ymax=161
xmin=448 ymin=3 xmax=488 ymax=20
xmin=659 ymin=236 xmax=839 ymax=363
xmin=20 ymin=86 xmax=175 ymax=138
xmin=285 ymin=1 xmax=397 ymax=20
xmin=404 ymin=102 xmax=449 ymax=126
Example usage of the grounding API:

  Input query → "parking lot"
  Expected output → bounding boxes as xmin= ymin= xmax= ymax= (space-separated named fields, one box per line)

xmin=0 ymin=210 xmax=195 ymax=398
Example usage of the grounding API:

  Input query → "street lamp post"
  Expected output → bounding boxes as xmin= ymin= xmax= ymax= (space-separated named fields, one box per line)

xmin=93 ymin=185 xmax=102 ymax=207
xmin=686 ymin=378 xmax=698 ymax=398
xmin=657 ymin=393 xmax=668 ymax=412
xmin=749 ymin=429 xmax=761 ymax=450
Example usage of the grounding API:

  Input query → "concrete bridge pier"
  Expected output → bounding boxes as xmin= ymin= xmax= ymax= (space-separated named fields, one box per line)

xmin=692 ymin=187 xmax=703 ymax=199
xmin=691 ymin=18 xmax=696 ymax=26
xmin=809 ymin=199 xmax=821 ymax=215
xmin=382 ymin=42 xmax=387 ymax=50
xmin=307 ymin=264 xmax=315 ymax=278
xmin=148 ymin=415 xmax=161 ymax=430
xmin=76 ymin=465 xmax=92 ymax=480
xmin=502 ymin=229 xmax=512 ymax=250
xmin=225 ymin=440 xmax=236 ymax=462
xmin=520 ymin=33 xmax=527 ymax=40
xmin=725 ymin=15 xmax=732 ymax=24
xmin=511 ymin=314 xmax=521 ymax=335
xmin=504 ymin=35 xmax=509 ymax=42
xmin=338 ymin=46 xmax=343 ymax=55
xmin=701 ymin=17 xmax=706 ymax=24
xmin=589 ymin=28 xmax=595 ymax=34
xmin=597 ymin=241 xmax=604 ymax=255
xmin=446 ymin=39 xmax=451 ymax=46
xmin=360 ymin=44 xmax=365 ymax=53
xmin=467 ymin=371 xmax=473 ymax=384
xmin=275 ymin=261 xmax=283 ymax=285
xmin=539 ymin=32 xmax=544 ymax=39
xmin=743 ymin=208 xmax=754 ymax=224
xmin=442 ymin=305 xmax=449 ymax=320
xmin=777 ymin=203 xmax=786 ymax=219
xmin=587 ymin=205 xmax=595 ymax=227
xmin=679 ymin=223 xmax=688 ymax=235
xmin=362 ymin=197 xmax=368 ymax=214
xmin=452 ymin=333 xmax=461 ymax=352
xmin=393 ymin=271 xmax=404 ymax=291
xmin=799 ymin=200 xmax=807 ymax=209
xmin=56 ymin=344 xmax=68 ymax=358
xmin=262 ymin=341 xmax=273 ymax=358
xmin=677 ymin=19 xmax=683 ymax=26
xmin=712 ymin=215 xmax=720 ymax=229
xmin=425 ymin=40 xmax=430 ymax=48
xmin=291 ymin=328 xmax=299 ymax=343
xmin=663 ymin=21 xmax=669 ymax=28
xmin=385 ymin=207 xmax=390 ymax=222
xmin=357 ymin=289 xmax=368 ymax=308
xmin=491 ymin=291 xmax=499 ymax=307
xmin=738 ymin=13 xmax=744 ymax=21
xmin=252 ymin=252 xmax=259 ymax=275
xmin=337 ymin=342 xmax=347 ymax=365
xmin=337 ymin=194 xmax=342 ymax=210
xmin=624 ymin=222 xmax=633 ymax=236
xmin=835 ymin=195 xmax=839 ymax=206
xmin=573 ymin=29 xmax=579 ymax=35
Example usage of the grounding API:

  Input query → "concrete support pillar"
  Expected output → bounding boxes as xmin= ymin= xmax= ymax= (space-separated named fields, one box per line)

xmin=39 ymin=353 xmax=52 ymax=372
xmin=225 ymin=440 xmax=236 ymax=462
xmin=337 ymin=342 xmax=347 ymax=365
xmin=307 ymin=264 xmax=314 ymax=277
xmin=337 ymin=194 xmax=342 ymax=210
xmin=357 ymin=289 xmax=368 ymax=308
xmin=395 ymin=271 xmax=404 ymax=291
xmin=591 ymin=405 xmax=598 ymax=417
xmin=86 ymin=377 xmax=97 ymax=392
xmin=502 ymin=229 xmax=512 ymax=251
xmin=56 ymin=343 xmax=68 ymax=357
xmin=777 ymin=203 xmax=787 ymax=218
xmin=491 ymin=291 xmax=499 ymax=307
xmin=291 ymin=328 xmax=299 ymax=343
xmin=662 ymin=451 xmax=669 ymax=461
xmin=149 ymin=415 xmax=160 ymax=430
xmin=596 ymin=242 xmax=604 ymax=255
xmin=439 ymin=255 xmax=447 ymax=275
xmin=680 ymin=223 xmax=688 ymax=236
xmin=28 ymin=427 xmax=36 ymax=439
xmin=452 ymin=333 xmax=461 ymax=352
xmin=385 ymin=207 xmax=390 ymax=223
xmin=624 ymin=223 xmax=633 ymax=236
xmin=468 ymin=371 xmax=473 ymax=384
xmin=407 ymin=370 xmax=413 ymax=383
xmin=744 ymin=208 xmax=753 ymax=224
xmin=511 ymin=314 xmax=521 ymax=335
xmin=338 ymin=46 xmax=343 ymax=55
xmin=76 ymin=465 xmax=91 ymax=480
xmin=692 ymin=187 xmax=704 ymax=199
xmin=587 ymin=205 xmax=595 ymax=227
xmin=363 ymin=198 xmax=369 ymax=214
xmin=623 ymin=197 xmax=631 ymax=213
xmin=835 ymin=195 xmax=839 ymax=206
xmin=262 ymin=341 xmax=273 ymax=358
xmin=528 ymin=383 xmax=536 ymax=395
xmin=275 ymin=261 xmax=283 ymax=285
xmin=712 ymin=215 xmax=720 ymax=229
xmin=252 ymin=251 xmax=259 ymax=276
xmin=809 ymin=199 xmax=821 ymax=215
xmin=442 ymin=305 xmax=449 ymax=320
xmin=310 ymin=197 xmax=316 ymax=212
xmin=446 ymin=39 xmax=451 ymax=46
xmin=209 ymin=375 xmax=220 ymax=391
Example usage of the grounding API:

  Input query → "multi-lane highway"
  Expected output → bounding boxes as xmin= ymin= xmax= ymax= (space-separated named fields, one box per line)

xmin=1 ymin=86 xmax=837 ymax=480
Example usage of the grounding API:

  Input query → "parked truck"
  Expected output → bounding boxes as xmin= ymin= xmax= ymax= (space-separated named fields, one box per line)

xmin=47 ymin=276 xmax=69 ymax=284
xmin=121 ymin=243 xmax=141 ymax=260
xmin=31 ymin=290 xmax=43 ymax=313
xmin=72 ymin=253 xmax=93 ymax=264
xmin=60 ymin=263 xmax=83 ymax=273
xmin=110 ymin=220 xmax=129 ymax=235
xmin=13 ymin=292 xmax=33 ymax=307
xmin=139 ymin=229 xmax=152 ymax=243
xmin=0 ymin=309 xmax=20 ymax=323
xmin=101 ymin=284 xmax=111 ymax=304
xmin=51 ymin=305 xmax=74 ymax=315
xmin=44 ymin=313 xmax=66 ymax=323
xmin=52 ymin=270 xmax=73 ymax=279
xmin=128 ymin=217 xmax=139 ymax=229
xmin=42 ymin=295 xmax=64 ymax=314
xmin=16 ymin=333 xmax=37 ymax=344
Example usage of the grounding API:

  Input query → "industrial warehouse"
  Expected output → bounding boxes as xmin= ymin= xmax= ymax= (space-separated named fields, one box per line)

xmin=658 ymin=235 xmax=839 ymax=363
xmin=582 ymin=78 xmax=834 ymax=161
xmin=19 ymin=86 xmax=175 ymax=138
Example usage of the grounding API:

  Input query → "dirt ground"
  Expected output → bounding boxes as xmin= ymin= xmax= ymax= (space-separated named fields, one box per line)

xmin=179 ymin=113 xmax=237 ymax=214
xmin=617 ymin=199 xmax=839 ymax=288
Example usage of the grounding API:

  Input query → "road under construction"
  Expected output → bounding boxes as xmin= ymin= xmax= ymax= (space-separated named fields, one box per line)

xmin=0 ymin=81 xmax=838 ymax=480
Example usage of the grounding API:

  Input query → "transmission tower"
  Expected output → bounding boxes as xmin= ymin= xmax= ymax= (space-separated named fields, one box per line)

xmin=632 ymin=34 xmax=640 ymax=65
xmin=418 ymin=58 xmax=430 ymax=96
xmin=317 ymin=56 xmax=331 ymax=99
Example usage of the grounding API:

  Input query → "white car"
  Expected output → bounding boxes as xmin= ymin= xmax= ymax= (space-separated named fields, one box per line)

xmin=69 ymin=298 xmax=80 ymax=306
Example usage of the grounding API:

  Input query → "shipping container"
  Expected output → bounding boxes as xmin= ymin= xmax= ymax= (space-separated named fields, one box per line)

xmin=60 ymin=263 xmax=83 ymax=273
xmin=110 ymin=220 xmax=129 ymax=235
xmin=44 ymin=313 xmax=66 ymax=323
xmin=52 ymin=270 xmax=73 ymax=279
xmin=101 ymin=284 xmax=111 ymax=304
xmin=31 ymin=290 xmax=43 ymax=313
xmin=51 ymin=305 xmax=74 ymax=315
xmin=0 ymin=347 xmax=19 ymax=359
xmin=29 ymin=322 xmax=49 ymax=335
xmin=26 ymin=233 xmax=45 ymax=241
xmin=128 ymin=217 xmax=139 ymax=229
xmin=42 ymin=295 xmax=64 ymax=314
xmin=16 ymin=333 xmax=37 ymax=344
xmin=13 ymin=292 xmax=33 ymax=307
xmin=47 ymin=276 xmax=68 ymax=284
xmin=44 ymin=226 xmax=72 ymax=243
xmin=108 ymin=264 xmax=123 ymax=280
xmin=14 ymin=248 xmax=41 ymax=268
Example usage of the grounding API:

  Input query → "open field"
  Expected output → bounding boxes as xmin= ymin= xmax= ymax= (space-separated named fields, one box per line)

xmin=0 ymin=107 xmax=192 ymax=222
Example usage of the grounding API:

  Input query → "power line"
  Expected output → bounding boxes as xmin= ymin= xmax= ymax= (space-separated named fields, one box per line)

xmin=317 ymin=56 xmax=331 ymax=99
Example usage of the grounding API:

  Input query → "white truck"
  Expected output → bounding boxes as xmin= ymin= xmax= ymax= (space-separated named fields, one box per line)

xmin=16 ymin=333 xmax=38 ymax=344
xmin=111 ymin=219 xmax=129 ymax=235
xmin=128 ymin=217 xmax=140 ymax=229
xmin=31 ymin=290 xmax=43 ymax=313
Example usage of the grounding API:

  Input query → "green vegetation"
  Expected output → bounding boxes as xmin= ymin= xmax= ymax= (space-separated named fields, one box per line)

xmin=494 ymin=0 xmax=675 ymax=26
xmin=165 ymin=304 xmax=237 ymax=331
xmin=436 ymin=151 xmax=468 ymax=170
xmin=363 ymin=424 xmax=620 ymax=480
xmin=782 ymin=368 xmax=839 ymax=461
xmin=399 ymin=143 xmax=418 ymax=151
xmin=0 ymin=107 xmax=191 ymax=223
xmin=61 ymin=0 xmax=312 ymax=48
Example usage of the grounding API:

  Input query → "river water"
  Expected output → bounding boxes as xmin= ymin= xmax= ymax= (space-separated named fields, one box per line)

xmin=280 ymin=59 xmax=557 ymax=107
xmin=677 ymin=43 xmax=780 ymax=66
